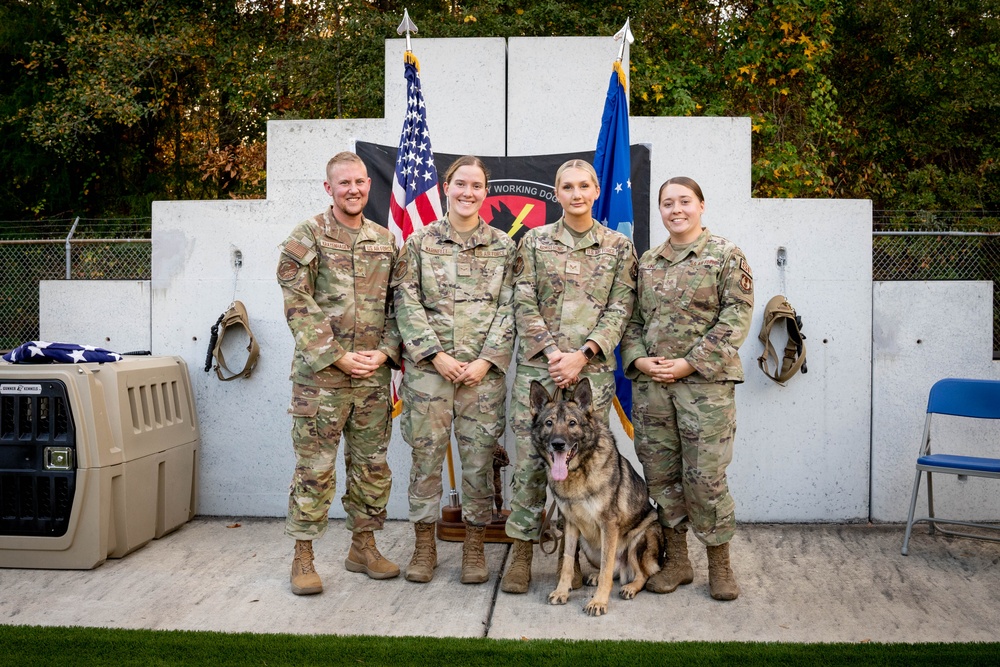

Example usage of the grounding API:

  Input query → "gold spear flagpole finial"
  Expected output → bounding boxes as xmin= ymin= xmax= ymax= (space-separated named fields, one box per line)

xmin=397 ymin=8 xmax=418 ymax=53
xmin=613 ymin=17 xmax=635 ymax=62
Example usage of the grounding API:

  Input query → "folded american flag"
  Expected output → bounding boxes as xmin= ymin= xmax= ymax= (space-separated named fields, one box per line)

xmin=3 ymin=341 xmax=123 ymax=364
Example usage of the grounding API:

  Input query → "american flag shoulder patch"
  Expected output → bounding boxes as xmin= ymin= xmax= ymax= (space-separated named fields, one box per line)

xmin=284 ymin=238 xmax=311 ymax=261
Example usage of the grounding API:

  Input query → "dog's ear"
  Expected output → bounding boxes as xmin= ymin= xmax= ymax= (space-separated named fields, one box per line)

xmin=572 ymin=377 xmax=593 ymax=413
xmin=529 ymin=380 xmax=551 ymax=414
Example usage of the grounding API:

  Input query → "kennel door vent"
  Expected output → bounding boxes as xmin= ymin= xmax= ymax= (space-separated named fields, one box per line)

xmin=0 ymin=380 xmax=77 ymax=537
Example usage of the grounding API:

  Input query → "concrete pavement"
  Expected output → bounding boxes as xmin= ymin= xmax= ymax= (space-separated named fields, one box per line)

xmin=1 ymin=518 xmax=998 ymax=643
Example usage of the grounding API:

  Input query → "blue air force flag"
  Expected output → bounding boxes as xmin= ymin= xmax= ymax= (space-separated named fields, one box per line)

xmin=593 ymin=61 xmax=634 ymax=239
xmin=592 ymin=60 xmax=635 ymax=438
xmin=3 ymin=341 xmax=123 ymax=364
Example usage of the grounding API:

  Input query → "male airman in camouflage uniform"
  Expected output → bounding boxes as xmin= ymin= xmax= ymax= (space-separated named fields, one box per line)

xmin=393 ymin=205 xmax=516 ymax=584
xmin=621 ymin=225 xmax=753 ymax=601
xmin=277 ymin=151 xmax=402 ymax=595
xmin=501 ymin=215 xmax=638 ymax=593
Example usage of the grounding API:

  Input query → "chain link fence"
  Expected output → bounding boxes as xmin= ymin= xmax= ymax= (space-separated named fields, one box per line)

xmin=1 ymin=212 xmax=997 ymax=353
xmin=0 ymin=218 xmax=151 ymax=351
xmin=873 ymin=211 xmax=1000 ymax=356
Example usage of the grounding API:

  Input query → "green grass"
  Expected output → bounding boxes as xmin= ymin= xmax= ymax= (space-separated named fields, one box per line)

xmin=0 ymin=625 xmax=996 ymax=666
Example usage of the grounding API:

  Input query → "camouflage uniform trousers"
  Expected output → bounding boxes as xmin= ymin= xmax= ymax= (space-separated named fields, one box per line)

xmin=285 ymin=383 xmax=393 ymax=540
xmin=632 ymin=379 xmax=737 ymax=547
xmin=400 ymin=364 xmax=506 ymax=526
xmin=505 ymin=365 xmax=616 ymax=542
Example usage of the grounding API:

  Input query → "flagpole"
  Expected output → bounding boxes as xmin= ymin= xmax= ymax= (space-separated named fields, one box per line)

xmin=595 ymin=19 xmax=637 ymax=439
xmin=613 ymin=17 xmax=634 ymax=63
xmin=397 ymin=8 xmax=417 ymax=53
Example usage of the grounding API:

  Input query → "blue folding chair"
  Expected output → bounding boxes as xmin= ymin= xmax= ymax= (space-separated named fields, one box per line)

xmin=902 ymin=378 xmax=1000 ymax=555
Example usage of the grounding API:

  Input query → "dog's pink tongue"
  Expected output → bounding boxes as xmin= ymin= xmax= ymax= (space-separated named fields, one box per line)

xmin=551 ymin=451 xmax=569 ymax=481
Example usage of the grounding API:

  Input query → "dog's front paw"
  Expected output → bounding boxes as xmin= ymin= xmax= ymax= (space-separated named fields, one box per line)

xmin=583 ymin=598 xmax=608 ymax=616
xmin=619 ymin=582 xmax=642 ymax=599
xmin=548 ymin=588 xmax=570 ymax=605
xmin=584 ymin=573 xmax=599 ymax=587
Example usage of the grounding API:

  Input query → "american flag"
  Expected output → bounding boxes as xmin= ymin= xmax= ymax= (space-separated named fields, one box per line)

xmin=388 ymin=52 xmax=443 ymax=249
xmin=3 ymin=341 xmax=122 ymax=364
xmin=389 ymin=51 xmax=442 ymax=416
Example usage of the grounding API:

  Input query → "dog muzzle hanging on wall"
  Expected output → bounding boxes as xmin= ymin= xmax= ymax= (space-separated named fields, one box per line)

xmin=757 ymin=295 xmax=807 ymax=386
xmin=204 ymin=301 xmax=260 ymax=381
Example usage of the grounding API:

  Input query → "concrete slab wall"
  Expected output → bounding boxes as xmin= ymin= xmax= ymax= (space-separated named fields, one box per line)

xmin=39 ymin=280 xmax=151 ymax=352
xmin=506 ymin=37 xmax=623 ymax=156
xmin=730 ymin=198 xmax=873 ymax=521
xmin=871 ymin=281 xmax=1000 ymax=522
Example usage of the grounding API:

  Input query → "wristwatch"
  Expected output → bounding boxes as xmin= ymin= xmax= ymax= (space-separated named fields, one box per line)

xmin=579 ymin=345 xmax=596 ymax=361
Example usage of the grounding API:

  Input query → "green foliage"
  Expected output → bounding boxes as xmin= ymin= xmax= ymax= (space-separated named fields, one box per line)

xmin=830 ymin=0 xmax=1000 ymax=209
xmin=1 ymin=0 xmax=998 ymax=218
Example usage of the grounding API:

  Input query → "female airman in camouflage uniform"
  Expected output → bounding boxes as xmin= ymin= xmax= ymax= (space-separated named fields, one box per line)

xmin=621 ymin=176 xmax=754 ymax=601
xmin=393 ymin=156 xmax=516 ymax=585
xmin=500 ymin=159 xmax=638 ymax=594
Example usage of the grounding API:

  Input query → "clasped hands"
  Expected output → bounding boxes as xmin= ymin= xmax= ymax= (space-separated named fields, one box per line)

xmin=547 ymin=348 xmax=589 ymax=390
xmin=431 ymin=352 xmax=491 ymax=387
xmin=634 ymin=357 xmax=695 ymax=383
xmin=334 ymin=350 xmax=388 ymax=378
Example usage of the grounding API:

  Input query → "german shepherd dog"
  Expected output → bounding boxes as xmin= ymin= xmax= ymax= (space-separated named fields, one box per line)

xmin=529 ymin=379 xmax=662 ymax=616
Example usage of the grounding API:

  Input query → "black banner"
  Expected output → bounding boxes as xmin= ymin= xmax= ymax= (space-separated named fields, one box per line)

xmin=356 ymin=141 xmax=651 ymax=256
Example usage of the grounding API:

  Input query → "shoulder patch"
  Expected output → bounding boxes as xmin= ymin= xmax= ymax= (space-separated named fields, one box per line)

xmin=284 ymin=238 xmax=311 ymax=261
xmin=278 ymin=259 xmax=299 ymax=281
xmin=513 ymin=255 xmax=524 ymax=277
xmin=393 ymin=258 xmax=408 ymax=282
xmin=740 ymin=273 xmax=753 ymax=294
xmin=740 ymin=256 xmax=753 ymax=278
xmin=630 ymin=262 xmax=639 ymax=281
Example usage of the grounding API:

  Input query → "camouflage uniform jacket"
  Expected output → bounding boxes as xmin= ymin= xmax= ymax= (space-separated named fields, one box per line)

xmin=513 ymin=217 xmax=638 ymax=372
xmin=621 ymin=228 xmax=753 ymax=383
xmin=277 ymin=207 xmax=402 ymax=388
xmin=393 ymin=217 xmax=516 ymax=372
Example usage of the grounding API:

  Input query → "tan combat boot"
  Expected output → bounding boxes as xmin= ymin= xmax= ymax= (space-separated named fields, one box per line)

xmin=500 ymin=538 xmax=533 ymax=593
xmin=646 ymin=526 xmax=694 ymax=594
xmin=707 ymin=542 xmax=740 ymax=601
xmin=461 ymin=523 xmax=489 ymax=584
xmin=345 ymin=530 xmax=400 ymax=580
xmin=405 ymin=522 xmax=437 ymax=583
xmin=290 ymin=539 xmax=323 ymax=596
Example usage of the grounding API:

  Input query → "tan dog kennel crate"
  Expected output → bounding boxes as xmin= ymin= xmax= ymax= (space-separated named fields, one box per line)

xmin=0 ymin=356 xmax=199 ymax=569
